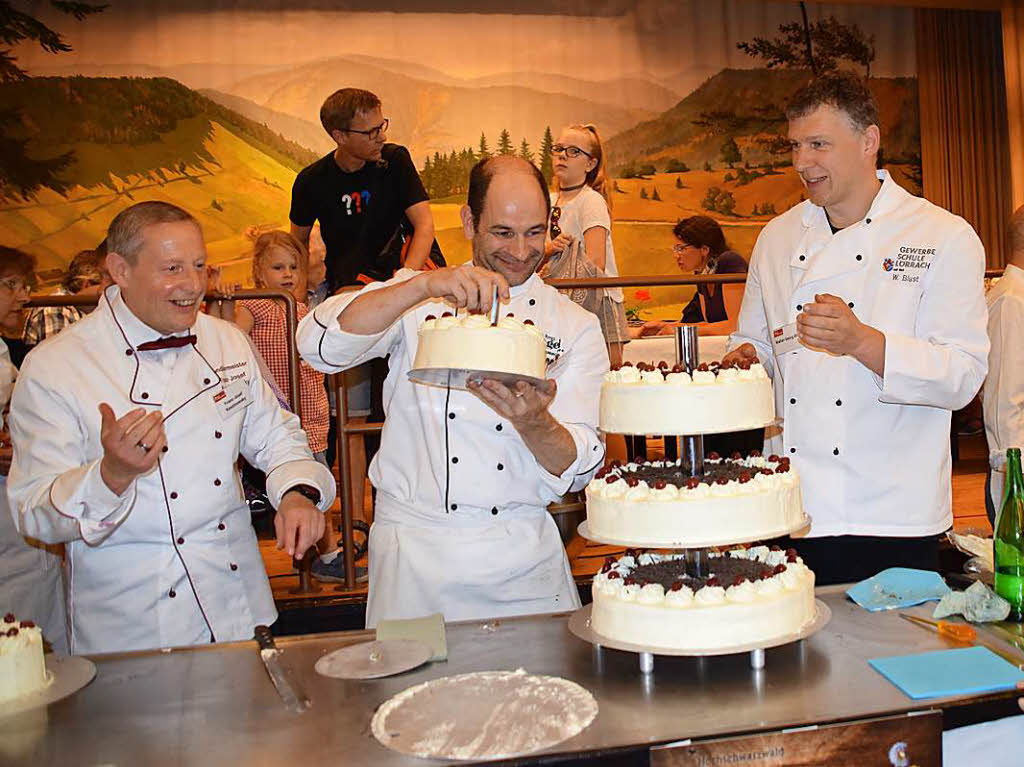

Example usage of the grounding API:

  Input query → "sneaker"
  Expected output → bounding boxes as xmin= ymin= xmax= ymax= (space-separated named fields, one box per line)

xmin=311 ymin=549 xmax=368 ymax=583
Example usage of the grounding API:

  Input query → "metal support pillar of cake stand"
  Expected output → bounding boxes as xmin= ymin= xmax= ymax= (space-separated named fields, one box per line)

xmin=675 ymin=325 xmax=710 ymax=579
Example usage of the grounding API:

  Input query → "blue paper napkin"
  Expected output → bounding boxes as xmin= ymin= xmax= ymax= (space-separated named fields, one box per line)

xmin=846 ymin=567 xmax=952 ymax=611
xmin=870 ymin=646 xmax=1024 ymax=699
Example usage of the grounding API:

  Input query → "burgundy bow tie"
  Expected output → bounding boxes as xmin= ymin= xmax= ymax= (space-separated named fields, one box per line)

xmin=135 ymin=334 xmax=197 ymax=352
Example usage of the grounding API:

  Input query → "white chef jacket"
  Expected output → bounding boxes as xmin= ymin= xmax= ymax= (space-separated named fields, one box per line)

xmin=297 ymin=269 xmax=608 ymax=627
xmin=0 ymin=342 xmax=67 ymax=653
xmin=730 ymin=170 xmax=989 ymax=537
xmin=983 ymin=263 xmax=1024 ymax=512
xmin=7 ymin=287 xmax=336 ymax=655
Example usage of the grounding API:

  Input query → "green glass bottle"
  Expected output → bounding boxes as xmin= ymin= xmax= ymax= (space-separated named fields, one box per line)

xmin=994 ymin=447 xmax=1024 ymax=621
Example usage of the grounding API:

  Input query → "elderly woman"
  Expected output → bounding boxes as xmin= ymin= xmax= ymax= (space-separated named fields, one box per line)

xmin=632 ymin=215 xmax=748 ymax=337
xmin=0 ymin=246 xmax=67 ymax=651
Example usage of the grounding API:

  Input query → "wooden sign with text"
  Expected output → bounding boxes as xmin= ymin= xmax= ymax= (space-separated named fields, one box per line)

xmin=650 ymin=711 xmax=941 ymax=767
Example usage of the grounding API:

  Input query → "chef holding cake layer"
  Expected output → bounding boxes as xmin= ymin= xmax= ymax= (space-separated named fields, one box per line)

xmin=297 ymin=156 xmax=608 ymax=627
xmin=7 ymin=201 xmax=336 ymax=655
xmin=723 ymin=72 xmax=989 ymax=584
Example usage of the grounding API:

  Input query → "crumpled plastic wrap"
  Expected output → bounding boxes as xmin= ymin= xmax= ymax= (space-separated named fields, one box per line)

xmin=933 ymin=580 xmax=1010 ymax=622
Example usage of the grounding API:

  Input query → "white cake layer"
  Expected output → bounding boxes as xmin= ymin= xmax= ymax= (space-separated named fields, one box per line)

xmin=590 ymin=551 xmax=816 ymax=651
xmin=592 ymin=574 xmax=815 ymax=650
xmin=413 ymin=315 xmax=546 ymax=379
xmin=599 ymin=363 xmax=774 ymax=435
xmin=586 ymin=465 xmax=803 ymax=546
xmin=0 ymin=623 xmax=48 ymax=704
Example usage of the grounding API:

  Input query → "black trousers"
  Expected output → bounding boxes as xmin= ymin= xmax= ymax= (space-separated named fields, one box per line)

xmin=772 ymin=534 xmax=941 ymax=586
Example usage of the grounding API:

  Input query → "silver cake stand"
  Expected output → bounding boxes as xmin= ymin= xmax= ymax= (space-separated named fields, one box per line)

xmin=407 ymin=367 xmax=545 ymax=392
xmin=568 ymin=600 xmax=831 ymax=673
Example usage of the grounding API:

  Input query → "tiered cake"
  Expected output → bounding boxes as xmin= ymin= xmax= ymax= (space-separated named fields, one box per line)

xmin=0 ymin=614 xmax=50 ymax=704
xmin=585 ymin=358 xmax=816 ymax=652
xmin=412 ymin=313 xmax=546 ymax=379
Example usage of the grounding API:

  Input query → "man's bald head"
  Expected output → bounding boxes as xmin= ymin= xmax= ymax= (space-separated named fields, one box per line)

xmin=1009 ymin=204 xmax=1024 ymax=267
xmin=466 ymin=156 xmax=550 ymax=229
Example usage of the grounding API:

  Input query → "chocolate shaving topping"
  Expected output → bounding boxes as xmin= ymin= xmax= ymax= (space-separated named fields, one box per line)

xmin=627 ymin=557 xmax=774 ymax=591
xmin=607 ymin=458 xmax=776 ymax=488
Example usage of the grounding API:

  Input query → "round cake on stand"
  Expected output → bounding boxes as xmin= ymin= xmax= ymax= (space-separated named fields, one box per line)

xmin=570 ymin=327 xmax=829 ymax=672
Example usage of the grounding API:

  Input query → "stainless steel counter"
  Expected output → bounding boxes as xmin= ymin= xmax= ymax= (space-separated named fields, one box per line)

xmin=2 ymin=586 xmax=1021 ymax=766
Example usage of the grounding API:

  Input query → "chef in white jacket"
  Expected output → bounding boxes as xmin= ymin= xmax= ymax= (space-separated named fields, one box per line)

xmin=724 ymin=72 xmax=988 ymax=584
xmin=983 ymin=204 xmax=1024 ymax=522
xmin=7 ymin=202 xmax=335 ymax=655
xmin=297 ymin=156 xmax=608 ymax=627
xmin=0 ymin=247 xmax=67 ymax=652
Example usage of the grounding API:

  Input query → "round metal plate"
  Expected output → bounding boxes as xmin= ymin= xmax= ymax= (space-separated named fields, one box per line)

xmin=407 ymin=367 xmax=545 ymax=392
xmin=576 ymin=515 xmax=812 ymax=550
xmin=567 ymin=600 xmax=831 ymax=658
xmin=315 ymin=639 xmax=432 ymax=680
xmin=371 ymin=669 xmax=598 ymax=761
xmin=0 ymin=655 xmax=96 ymax=718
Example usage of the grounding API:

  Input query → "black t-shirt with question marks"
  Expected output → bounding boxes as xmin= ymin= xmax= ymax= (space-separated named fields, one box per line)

xmin=290 ymin=144 xmax=429 ymax=290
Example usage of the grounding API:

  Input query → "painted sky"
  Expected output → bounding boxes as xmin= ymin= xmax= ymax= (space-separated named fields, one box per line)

xmin=15 ymin=0 xmax=916 ymax=86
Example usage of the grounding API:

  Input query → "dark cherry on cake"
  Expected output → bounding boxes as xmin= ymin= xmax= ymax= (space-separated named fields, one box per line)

xmin=595 ymin=452 xmax=787 ymax=488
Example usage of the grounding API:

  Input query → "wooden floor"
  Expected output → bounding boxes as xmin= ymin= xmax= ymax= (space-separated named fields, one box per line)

xmin=263 ymin=432 xmax=994 ymax=603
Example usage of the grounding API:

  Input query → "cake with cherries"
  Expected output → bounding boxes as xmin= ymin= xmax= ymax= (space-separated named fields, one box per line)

xmin=585 ymin=452 xmax=804 ymax=547
xmin=412 ymin=312 xmax=546 ymax=380
xmin=591 ymin=547 xmax=816 ymax=650
xmin=0 ymin=614 xmax=51 ymax=704
xmin=599 ymin=360 xmax=774 ymax=435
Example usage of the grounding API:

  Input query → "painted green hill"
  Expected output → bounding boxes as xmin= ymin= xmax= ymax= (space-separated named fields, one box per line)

xmin=605 ymin=68 xmax=920 ymax=174
xmin=0 ymin=76 xmax=318 ymax=284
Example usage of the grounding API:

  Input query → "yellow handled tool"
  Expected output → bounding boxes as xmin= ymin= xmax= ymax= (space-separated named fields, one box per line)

xmin=900 ymin=614 xmax=977 ymax=643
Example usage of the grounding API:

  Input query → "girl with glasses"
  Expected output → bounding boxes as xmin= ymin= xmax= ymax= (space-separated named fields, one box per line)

xmin=631 ymin=215 xmax=748 ymax=338
xmin=542 ymin=124 xmax=629 ymax=366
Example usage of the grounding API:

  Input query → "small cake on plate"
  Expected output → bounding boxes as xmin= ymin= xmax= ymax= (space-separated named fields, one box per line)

xmin=0 ymin=614 xmax=51 ymax=704
xmin=412 ymin=313 xmax=546 ymax=381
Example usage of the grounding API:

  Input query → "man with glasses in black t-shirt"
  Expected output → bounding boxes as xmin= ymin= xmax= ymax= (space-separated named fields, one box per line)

xmin=290 ymin=88 xmax=436 ymax=291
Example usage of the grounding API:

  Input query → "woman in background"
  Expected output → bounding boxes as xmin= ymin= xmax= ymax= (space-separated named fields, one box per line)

xmin=544 ymin=123 xmax=628 ymax=366
xmin=0 ymin=246 xmax=67 ymax=652
xmin=633 ymin=215 xmax=747 ymax=337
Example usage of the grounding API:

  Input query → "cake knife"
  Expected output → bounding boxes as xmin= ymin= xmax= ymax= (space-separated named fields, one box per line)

xmin=489 ymin=284 xmax=500 ymax=326
xmin=255 ymin=625 xmax=311 ymax=713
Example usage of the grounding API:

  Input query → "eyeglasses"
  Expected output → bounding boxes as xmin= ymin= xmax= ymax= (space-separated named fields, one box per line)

xmin=549 ymin=206 xmax=562 ymax=239
xmin=672 ymin=243 xmax=697 ymax=254
xmin=550 ymin=144 xmax=592 ymax=160
xmin=0 ymin=277 xmax=29 ymax=294
xmin=344 ymin=118 xmax=389 ymax=141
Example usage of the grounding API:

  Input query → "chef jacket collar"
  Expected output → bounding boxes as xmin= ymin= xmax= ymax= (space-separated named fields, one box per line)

xmin=800 ymin=169 xmax=900 ymax=231
xmin=509 ymin=272 xmax=542 ymax=298
xmin=104 ymin=285 xmax=197 ymax=352
xmin=1002 ymin=263 xmax=1024 ymax=287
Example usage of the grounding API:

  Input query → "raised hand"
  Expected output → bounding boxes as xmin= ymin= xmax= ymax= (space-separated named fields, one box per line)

xmin=722 ymin=343 xmax=759 ymax=368
xmin=98 ymin=403 xmax=166 ymax=495
xmin=422 ymin=265 xmax=510 ymax=315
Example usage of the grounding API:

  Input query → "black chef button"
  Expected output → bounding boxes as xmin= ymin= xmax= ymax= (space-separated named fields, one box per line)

xmin=789 ymin=397 xmax=796 ymax=405
xmin=230 ymin=563 xmax=238 ymax=571
xmin=451 ymin=456 xmax=458 ymax=464
xmin=798 ymin=254 xmax=806 ymax=261
xmin=170 ymin=492 xmax=178 ymax=499
xmin=796 ymin=304 xmax=802 ymax=311
xmin=836 ymin=399 xmax=842 ymax=406
xmin=450 ymin=503 xmax=457 ymax=511
xmin=162 ymin=446 xmax=168 ymax=453
xmin=125 ymin=349 xmax=134 ymax=356
xmin=215 ymin=431 xmax=222 ymax=439
xmin=866 ymin=218 xmax=872 ymax=224
xmin=214 ymin=478 xmax=221 ymax=486
xmin=448 ymin=412 xmax=455 ymax=420
xmin=218 ymin=523 xmax=225 ymax=530
xmin=848 ymin=301 xmax=855 ymax=308
xmin=491 ymin=507 xmax=498 ymax=515
xmin=141 ymin=392 xmax=149 ymax=400
xmin=497 ymin=463 xmax=504 ymax=471
xmin=833 ymin=447 xmax=840 ymax=455
xmin=529 ymin=299 xmax=536 ymax=306
xmin=495 ymin=424 xmax=502 ymax=431
xmin=855 ymin=254 xmax=863 ymax=261
xmin=176 ymin=536 xmax=184 ymax=544
xmin=168 ymin=589 xmax=176 ymax=598
xmin=790 ymin=447 xmax=796 ymax=454
xmin=203 ymin=378 xmax=211 ymax=385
